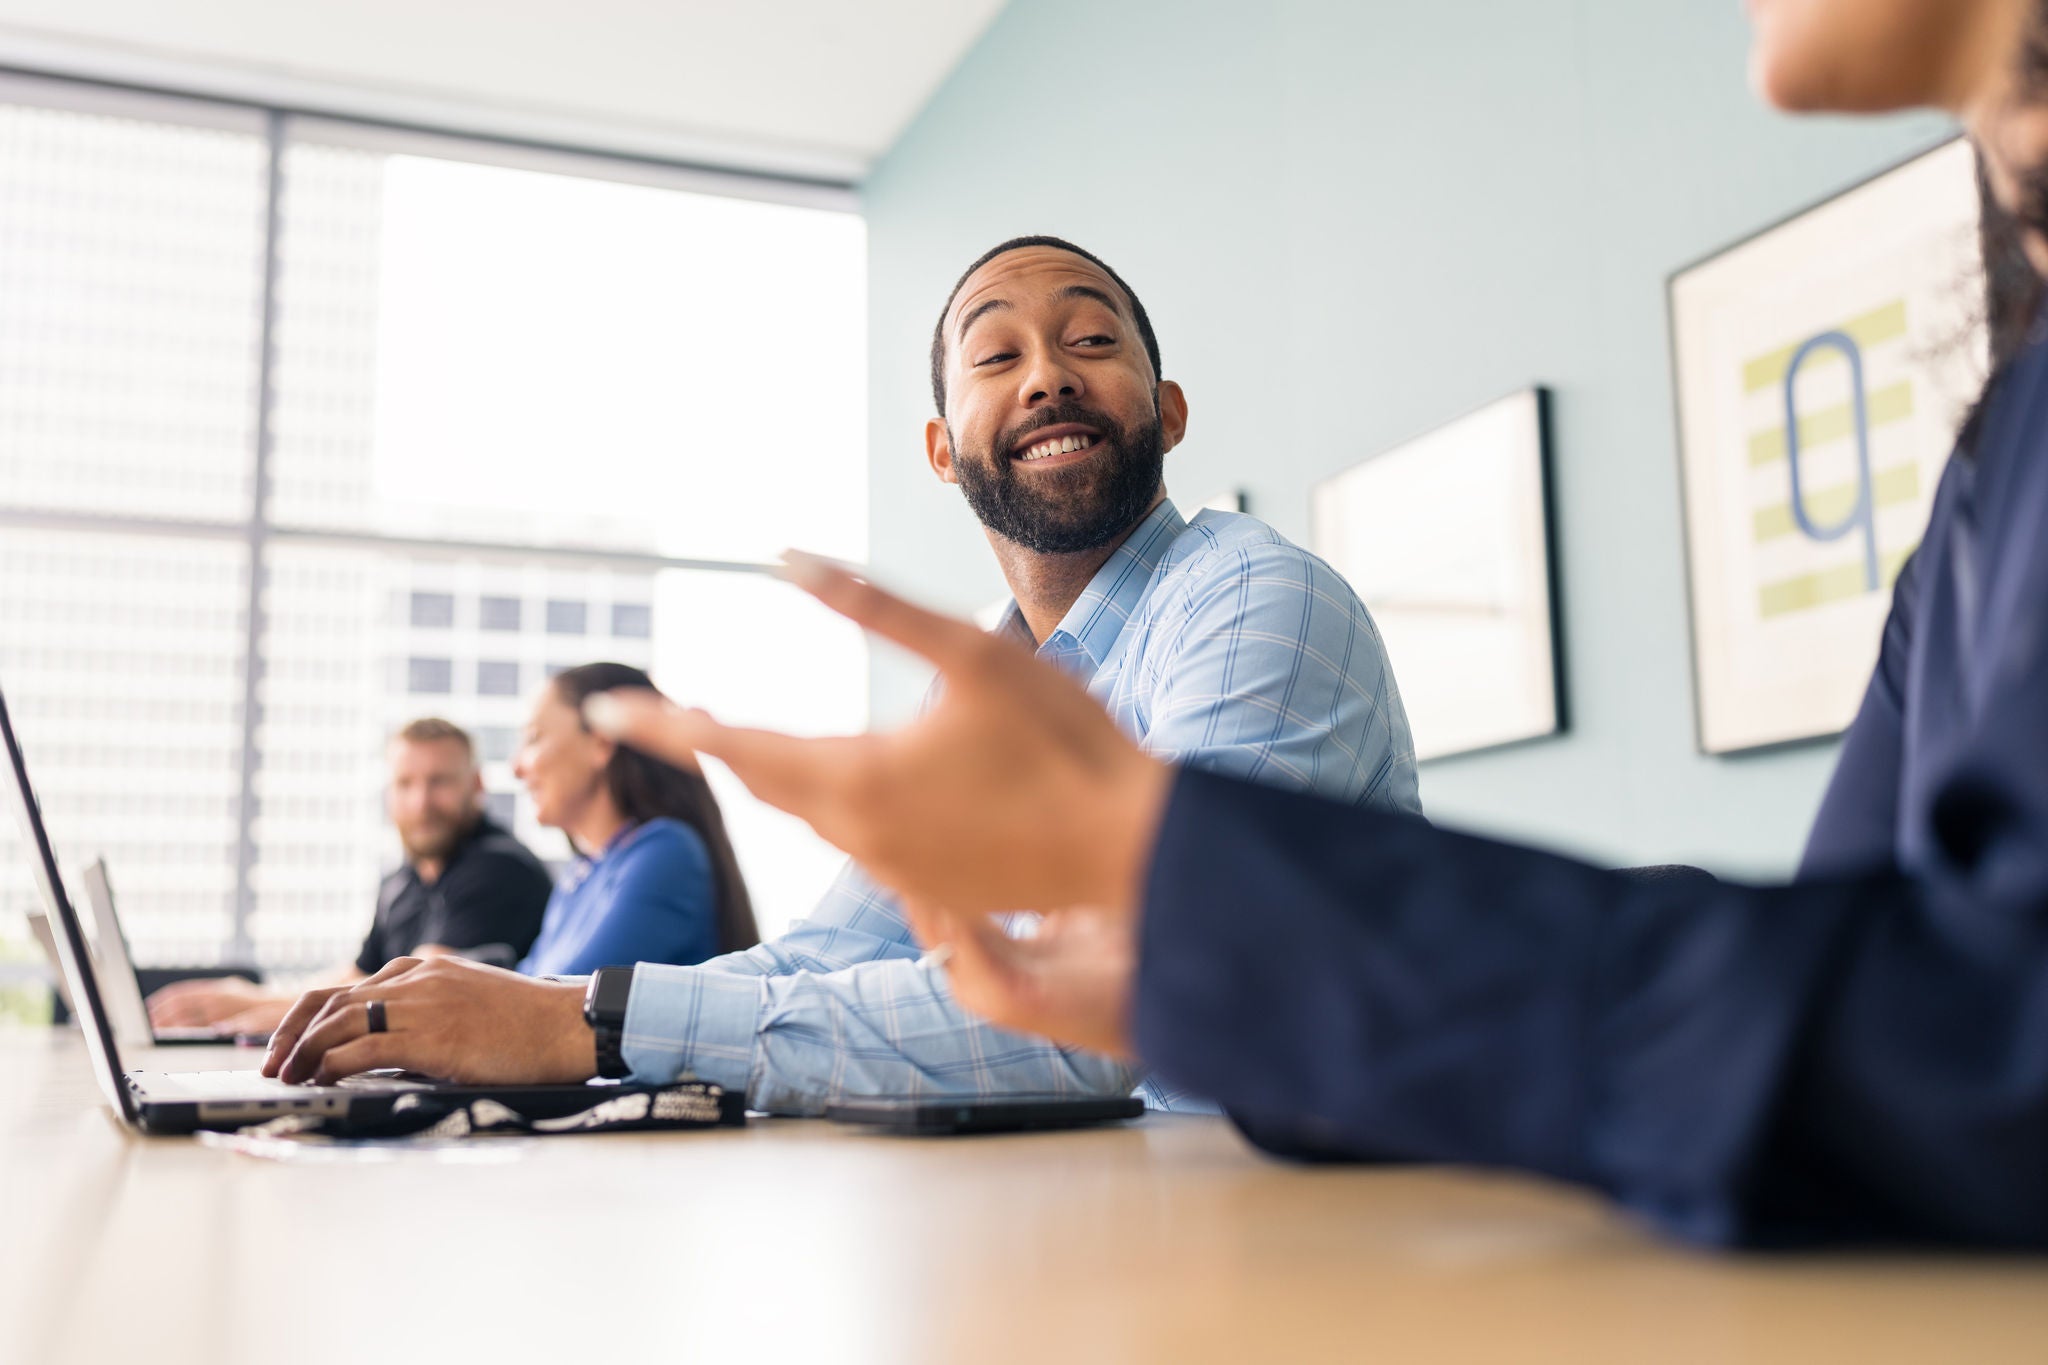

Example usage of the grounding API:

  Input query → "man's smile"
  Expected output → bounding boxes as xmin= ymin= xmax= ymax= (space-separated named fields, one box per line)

xmin=1010 ymin=423 xmax=1103 ymax=467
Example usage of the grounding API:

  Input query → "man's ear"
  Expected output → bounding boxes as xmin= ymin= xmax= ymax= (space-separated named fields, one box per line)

xmin=926 ymin=417 xmax=959 ymax=485
xmin=1157 ymin=380 xmax=1190 ymax=455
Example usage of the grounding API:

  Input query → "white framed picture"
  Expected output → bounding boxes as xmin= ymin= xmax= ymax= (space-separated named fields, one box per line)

xmin=1670 ymin=137 xmax=1986 ymax=754
xmin=1311 ymin=388 xmax=1562 ymax=762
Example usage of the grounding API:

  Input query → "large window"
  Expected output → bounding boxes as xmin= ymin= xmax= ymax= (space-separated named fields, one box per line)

xmin=0 ymin=73 xmax=867 ymax=988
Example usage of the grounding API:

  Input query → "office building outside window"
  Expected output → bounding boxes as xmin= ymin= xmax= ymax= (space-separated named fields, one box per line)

xmin=611 ymin=603 xmax=653 ymax=639
xmin=0 ymin=72 xmax=867 ymax=1001
xmin=476 ymin=661 xmax=521 ymax=698
xmin=545 ymin=600 xmax=588 ymax=636
xmin=479 ymin=595 xmax=522 ymax=632
xmin=407 ymin=658 xmax=455 ymax=695
xmin=409 ymin=592 xmax=456 ymax=630
xmin=476 ymin=726 xmax=517 ymax=765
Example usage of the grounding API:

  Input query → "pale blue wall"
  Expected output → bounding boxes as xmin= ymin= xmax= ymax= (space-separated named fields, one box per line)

xmin=860 ymin=0 xmax=1953 ymax=876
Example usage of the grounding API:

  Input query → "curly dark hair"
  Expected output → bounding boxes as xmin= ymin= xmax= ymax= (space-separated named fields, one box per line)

xmin=928 ymin=235 xmax=1162 ymax=414
xmin=1960 ymin=5 xmax=2048 ymax=449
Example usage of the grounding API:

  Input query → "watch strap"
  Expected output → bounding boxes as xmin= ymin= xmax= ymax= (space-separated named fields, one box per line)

xmin=583 ymin=965 xmax=636 ymax=1080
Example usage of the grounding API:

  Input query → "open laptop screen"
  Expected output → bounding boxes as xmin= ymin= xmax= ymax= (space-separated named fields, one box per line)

xmin=0 ymin=683 xmax=139 ymax=1123
xmin=78 ymin=860 xmax=159 ymax=1048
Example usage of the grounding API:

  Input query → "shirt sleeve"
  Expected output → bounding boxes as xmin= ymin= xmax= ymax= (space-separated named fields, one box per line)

xmin=1134 ymin=763 xmax=2048 ymax=1248
xmin=1797 ymin=547 xmax=1919 ymax=879
xmin=1135 ymin=538 xmax=1420 ymax=812
xmin=620 ymin=857 xmax=1142 ymax=1112
xmin=619 ymin=538 xmax=1416 ymax=1112
xmin=421 ymin=846 xmax=554 ymax=967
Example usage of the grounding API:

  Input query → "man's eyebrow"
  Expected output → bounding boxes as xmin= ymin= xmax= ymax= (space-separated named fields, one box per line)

xmin=1059 ymin=283 xmax=1125 ymax=314
xmin=955 ymin=296 xmax=1011 ymax=342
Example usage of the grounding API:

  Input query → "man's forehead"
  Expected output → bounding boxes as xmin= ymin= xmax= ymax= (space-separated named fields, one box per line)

xmin=391 ymin=737 xmax=469 ymax=766
xmin=948 ymin=248 xmax=1132 ymax=330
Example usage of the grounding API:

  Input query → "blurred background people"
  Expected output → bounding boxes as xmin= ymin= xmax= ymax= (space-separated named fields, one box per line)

xmin=146 ymin=717 xmax=553 ymax=1035
xmin=512 ymin=663 xmax=757 ymax=976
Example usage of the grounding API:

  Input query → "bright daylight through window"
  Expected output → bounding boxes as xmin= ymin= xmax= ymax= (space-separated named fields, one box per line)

xmin=0 ymin=75 xmax=868 ymax=1015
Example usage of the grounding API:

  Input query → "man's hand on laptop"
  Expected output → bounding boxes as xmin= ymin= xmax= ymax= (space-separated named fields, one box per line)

xmin=261 ymin=956 xmax=596 ymax=1087
xmin=147 ymin=974 xmax=285 ymax=1029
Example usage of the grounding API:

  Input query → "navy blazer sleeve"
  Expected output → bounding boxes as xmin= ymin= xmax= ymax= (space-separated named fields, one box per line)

xmin=1132 ymin=765 xmax=2048 ymax=1248
xmin=1797 ymin=547 xmax=1920 ymax=880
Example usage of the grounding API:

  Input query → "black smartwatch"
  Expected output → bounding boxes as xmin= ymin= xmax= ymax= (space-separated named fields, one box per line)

xmin=583 ymin=965 xmax=637 ymax=1080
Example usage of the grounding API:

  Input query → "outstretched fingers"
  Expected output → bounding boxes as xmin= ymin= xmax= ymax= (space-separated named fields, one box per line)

xmin=777 ymin=553 xmax=999 ymax=675
xmin=586 ymin=687 xmax=877 ymax=832
xmin=904 ymin=900 xmax=1032 ymax=1032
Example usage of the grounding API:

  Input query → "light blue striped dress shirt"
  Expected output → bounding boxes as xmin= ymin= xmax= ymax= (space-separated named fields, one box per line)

xmin=621 ymin=499 xmax=1421 ymax=1113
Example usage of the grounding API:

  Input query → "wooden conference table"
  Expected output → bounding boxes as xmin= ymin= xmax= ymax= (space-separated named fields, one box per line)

xmin=2 ymin=1032 xmax=2044 ymax=1365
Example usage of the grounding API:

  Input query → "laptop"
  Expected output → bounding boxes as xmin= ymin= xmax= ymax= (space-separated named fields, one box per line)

xmin=2 ymin=679 xmax=742 ymax=1135
xmin=25 ymin=908 xmax=74 ymax=1016
xmin=75 ymin=858 xmax=244 ymax=1047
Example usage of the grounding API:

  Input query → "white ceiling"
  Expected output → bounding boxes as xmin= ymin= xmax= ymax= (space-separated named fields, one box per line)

xmin=0 ymin=0 xmax=1008 ymax=182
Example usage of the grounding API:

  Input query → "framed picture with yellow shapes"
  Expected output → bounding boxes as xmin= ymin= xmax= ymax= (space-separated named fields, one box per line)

xmin=1668 ymin=137 xmax=1987 ymax=755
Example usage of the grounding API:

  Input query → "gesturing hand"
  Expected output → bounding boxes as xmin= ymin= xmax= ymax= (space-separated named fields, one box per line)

xmin=585 ymin=553 xmax=1175 ymax=919
xmin=261 ymin=956 xmax=595 ymax=1087
xmin=903 ymin=901 xmax=1140 ymax=1060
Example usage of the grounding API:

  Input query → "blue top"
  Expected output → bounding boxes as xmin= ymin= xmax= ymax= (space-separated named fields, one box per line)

xmin=1128 ymin=329 xmax=2048 ymax=1249
xmin=517 ymin=818 xmax=719 ymax=977
xmin=616 ymin=499 xmax=1422 ymax=1114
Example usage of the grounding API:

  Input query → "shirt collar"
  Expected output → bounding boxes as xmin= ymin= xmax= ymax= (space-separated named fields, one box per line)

xmin=406 ymin=810 xmax=501 ymax=883
xmin=993 ymin=498 xmax=1187 ymax=673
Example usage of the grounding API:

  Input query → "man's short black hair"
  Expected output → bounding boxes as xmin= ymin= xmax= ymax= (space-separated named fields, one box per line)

xmin=929 ymin=235 xmax=1162 ymax=414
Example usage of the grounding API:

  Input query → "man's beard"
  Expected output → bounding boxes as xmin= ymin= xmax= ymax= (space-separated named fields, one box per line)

xmin=952 ymin=401 xmax=1165 ymax=554
xmin=399 ymin=806 xmax=480 ymax=864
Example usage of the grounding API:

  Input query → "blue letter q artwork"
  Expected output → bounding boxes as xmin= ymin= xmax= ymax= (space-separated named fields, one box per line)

xmin=1781 ymin=331 xmax=1880 ymax=593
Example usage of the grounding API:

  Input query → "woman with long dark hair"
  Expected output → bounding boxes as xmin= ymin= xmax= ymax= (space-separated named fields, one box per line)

xmin=512 ymin=663 xmax=757 ymax=977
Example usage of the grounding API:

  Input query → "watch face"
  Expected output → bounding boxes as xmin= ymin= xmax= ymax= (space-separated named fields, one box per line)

xmin=585 ymin=966 xmax=635 ymax=1079
xmin=588 ymin=965 xmax=636 ymax=1023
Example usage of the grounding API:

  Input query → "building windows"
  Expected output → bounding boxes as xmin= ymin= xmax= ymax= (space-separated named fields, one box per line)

xmin=409 ymin=591 xmax=456 ymax=629
xmin=0 ymin=71 xmax=866 ymax=972
xmin=476 ymin=661 xmax=521 ymax=697
xmin=476 ymin=725 xmax=517 ymax=764
xmin=611 ymin=602 xmax=653 ymax=639
xmin=478 ymin=595 xmax=522 ymax=631
xmin=545 ymin=600 xmax=587 ymax=635
xmin=407 ymin=657 xmax=454 ymax=694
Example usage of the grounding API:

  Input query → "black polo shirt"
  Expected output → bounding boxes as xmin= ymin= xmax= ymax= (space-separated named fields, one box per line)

xmin=355 ymin=814 xmax=555 ymax=974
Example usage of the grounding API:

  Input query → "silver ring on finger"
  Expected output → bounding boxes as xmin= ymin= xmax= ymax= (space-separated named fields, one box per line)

xmin=365 ymin=999 xmax=388 ymax=1034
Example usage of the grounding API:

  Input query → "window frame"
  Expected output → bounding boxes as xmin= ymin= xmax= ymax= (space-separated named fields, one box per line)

xmin=0 ymin=67 xmax=863 ymax=963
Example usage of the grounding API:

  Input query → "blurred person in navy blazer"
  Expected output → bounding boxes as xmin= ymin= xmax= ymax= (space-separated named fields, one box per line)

xmin=591 ymin=0 xmax=2048 ymax=1248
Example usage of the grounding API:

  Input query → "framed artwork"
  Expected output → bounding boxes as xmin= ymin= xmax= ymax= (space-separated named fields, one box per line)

xmin=1311 ymin=388 xmax=1563 ymax=762
xmin=1670 ymin=137 xmax=1986 ymax=755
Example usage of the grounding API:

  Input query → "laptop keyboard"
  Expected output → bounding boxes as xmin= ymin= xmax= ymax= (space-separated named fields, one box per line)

xmin=132 ymin=1069 xmax=434 ymax=1099
xmin=133 ymin=1070 xmax=314 ymax=1099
